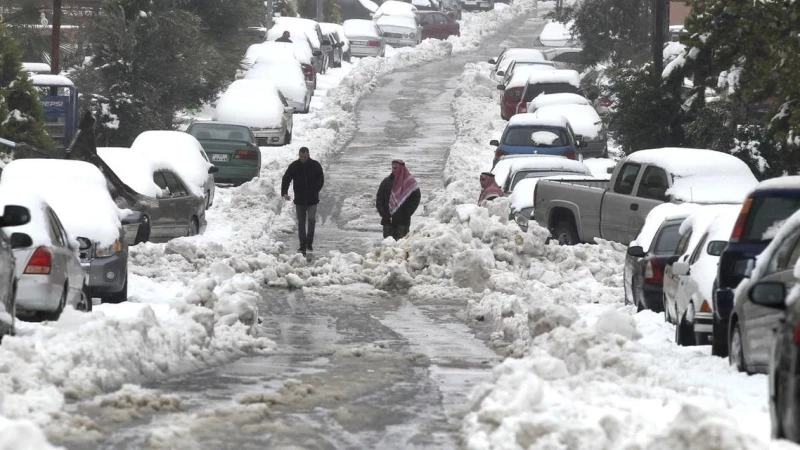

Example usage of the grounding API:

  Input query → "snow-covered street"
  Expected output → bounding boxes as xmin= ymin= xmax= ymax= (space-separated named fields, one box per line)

xmin=1 ymin=1 xmax=797 ymax=449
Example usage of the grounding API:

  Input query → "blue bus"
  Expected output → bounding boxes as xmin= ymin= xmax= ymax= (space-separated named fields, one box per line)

xmin=30 ymin=73 xmax=79 ymax=151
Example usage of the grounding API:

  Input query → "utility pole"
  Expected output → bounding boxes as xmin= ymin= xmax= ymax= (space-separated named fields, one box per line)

xmin=652 ymin=0 xmax=667 ymax=83
xmin=50 ymin=0 xmax=62 ymax=74
xmin=317 ymin=0 xmax=323 ymax=21
xmin=266 ymin=0 xmax=274 ymax=29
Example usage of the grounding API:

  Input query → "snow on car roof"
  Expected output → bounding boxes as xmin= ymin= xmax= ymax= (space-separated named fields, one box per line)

xmin=265 ymin=28 xmax=317 ymax=59
xmin=527 ymin=69 xmax=581 ymax=87
xmin=273 ymin=17 xmax=321 ymax=48
xmin=343 ymin=19 xmax=380 ymax=38
xmin=356 ymin=0 xmax=379 ymax=13
xmin=213 ymin=79 xmax=285 ymax=134
xmin=0 ymin=188 xmax=54 ymax=247
xmin=533 ymin=104 xmax=601 ymax=139
xmin=539 ymin=21 xmax=575 ymax=46
xmin=501 ymin=48 xmax=545 ymax=62
xmin=492 ymin=155 xmax=590 ymax=190
xmin=752 ymin=175 xmax=800 ymax=192
xmin=0 ymin=159 xmax=123 ymax=246
xmin=508 ymin=113 xmax=569 ymax=128
xmin=244 ymin=42 xmax=308 ymax=67
xmin=630 ymin=202 xmax=701 ymax=250
xmin=530 ymin=93 xmax=591 ymax=110
xmin=246 ymin=60 xmax=307 ymax=104
xmin=30 ymin=73 xmax=74 ymax=87
xmin=21 ymin=62 xmax=51 ymax=73
xmin=376 ymin=14 xmax=417 ymax=28
xmin=506 ymin=65 xmax=559 ymax=89
xmin=509 ymin=178 xmax=538 ymax=212
xmin=679 ymin=204 xmax=743 ymax=259
xmin=97 ymin=147 xmax=162 ymax=198
xmin=320 ymin=22 xmax=348 ymax=42
xmin=374 ymin=0 xmax=417 ymax=19
xmin=130 ymin=131 xmax=211 ymax=198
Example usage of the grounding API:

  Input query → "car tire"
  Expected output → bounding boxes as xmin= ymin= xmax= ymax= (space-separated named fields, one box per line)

xmin=43 ymin=285 xmax=67 ymax=321
xmin=552 ymin=220 xmax=579 ymax=246
xmin=729 ymin=321 xmax=749 ymax=373
xmin=134 ymin=214 xmax=151 ymax=244
xmin=711 ymin=315 xmax=728 ymax=357
xmin=187 ymin=217 xmax=199 ymax=237
xmin=104 ymin=278 xmax=128 ymax=304
xmin=662 ymin=293 xmax=670 ymax=323
xmin=77 ymin=284 xmax=92 ymax=312
xmin=285 ymin=131 xmax=292 ymax=145
xmin=675 ymin=307 xmax=696 ymax=346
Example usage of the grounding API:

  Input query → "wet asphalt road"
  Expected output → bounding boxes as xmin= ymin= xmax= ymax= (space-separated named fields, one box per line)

xmin=58 ymin=11 xmax=546 ymax=450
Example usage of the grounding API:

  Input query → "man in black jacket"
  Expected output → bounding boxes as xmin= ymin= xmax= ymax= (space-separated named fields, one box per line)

xmin=376 ymin=159 xmax=421 ymax=240
xmin=281 ymin=147 xmax=324 ymax=254
xmin=276 ymin=30 xmax=293 ymax=43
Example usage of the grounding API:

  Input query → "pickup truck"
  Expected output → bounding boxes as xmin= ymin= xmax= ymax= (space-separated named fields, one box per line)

xmin=532 ymin=147 xmax=759 ymax=245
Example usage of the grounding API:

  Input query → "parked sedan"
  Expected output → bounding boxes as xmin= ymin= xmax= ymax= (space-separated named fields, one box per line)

xmin=245 ymin=56 xmax=312 ymax=113
xmin=417 ymin=11 xmax=459 ymax=40
xmin=343 ymin=19 xmax=385 ymax=58
xmin=243 ymin=41 xmax=316 ymax=91
xmin=490 ymin=115 xmax=583 ymax=164
xmin=185 ymin=122 xmax=261 ymax=186
xmin=213 ymin=79 xmax=294 ymax=147
xmin=0 ymin=203 xmax=32 ymax=338
xmin=728 ymin=209 xmax=800 ymax=373
xmin=320 ymin=22 xmax=351 ymax=63
xmin=0 ymin=189 xmax=89 ymax=320
xmin=531 ymin=103 xmax=607 ymax=158
xmin=376 ymin=14 xmax=421 ymax=47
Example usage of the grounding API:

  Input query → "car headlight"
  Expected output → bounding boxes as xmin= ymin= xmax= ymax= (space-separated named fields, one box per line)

xmin=403 ymin=33 xmax=411 ymax=38
xmin=95 ymin=240 xmax=122 ymax=257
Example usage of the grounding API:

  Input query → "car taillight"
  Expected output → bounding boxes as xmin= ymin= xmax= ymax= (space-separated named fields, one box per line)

xmin=494 ymin=149 xmax=508 ymax=160
xmin=516 ymin=102 xmax=527 ymax=113
xmin=367 ymin=40 xmax=380 ymax=47
xmin=504 ymin=87 xmax=523 ymax=102
xmin=643 ymin=257 xmax=662 ymax=286
xmin=729 ymin=197 xmax=753 ymax=243
xmin=599 ymin=96 xmax=612 ymax=107
xmin=793 ymin=322 xmax=800 ymax=345
xmin=700 ymin=300 xmax=712 ymax=313
xmin=564 ymin=150 xmax=578 ymax=160
xmin=234 ymin=150 xmax=258 ymax=160
xmin=301 ymin=64 xmax=314 ymax=80
xmin=24 ymin=247 xmax=52 ymax=275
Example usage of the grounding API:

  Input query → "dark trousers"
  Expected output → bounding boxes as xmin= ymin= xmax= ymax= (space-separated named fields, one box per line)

xmin=383 ymin=223 xmax=409 ymax=240
xmin=296 ymin=204 xmax=317 ymax=249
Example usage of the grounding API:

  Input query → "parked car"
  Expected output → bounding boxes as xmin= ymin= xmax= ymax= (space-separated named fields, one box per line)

xmin=185 ymin=122 xmax=261 ymax=186
xmin=213 ymin=79 xmax=294 ymax=147
xmin=625 ymin=203 xmax=698 ymax=312
xmin=376 ymin=14 xmax=422 ymax=47
xmin=320 ymin=22 xmax=351 ymax=63
xmin=531 ymin=103 xmax=606 ymax=158
xmin=490 ymin=48 xmax=546 ymax=78
xmin=343 ymin=19 xmax=386 ymax=58
xmin=130 ymin=131 xmax=217 ymax=209
xmin=1 ymin=159 xmax=136 ymax=304
xmin=0 ymin=189 xmax=89 ymax=320
xmin=538 ymin=21 xmax=578 ymax=47
xmin=514 ymin=70 xmax=582 ymax=117
xmin=242 ymin=41 xmax=316 ymax=91
xmin=533 ymin=148 xmax=759 ymax=246
xmin=727 ymin=209 xmax=800 ymax=373
xmin=714 ymin=176 xmax=800 ymax=357
xmin=373 ymin=0 xmax=418 ymax=19
xmin=667 ymin=206 xmax=740 ymax=346
xmin=460 ymin=0 xmax=494 ymax=12
xmin=498 ymin=66 xmax=556 ymax=120
xmin=0 ymin=203 xmax=32 ymax=338
xmin=417 ymin=11 xmax=460 ymax=40
xmin=245 ymin=56 xmax=313 ymax=114
xmin=491 ymin=154 xmax=591 ymax=196
xmin=490 ymin=114 xmax=584 ymax=164
xmin=322 ymin=31 xmax=344 ymax=68
xmin=501 ymin=59 xmax=556 ymax=86
xmin=271 ymin=17 xmax=326 ymax=74
xmin=99 ymin=147 xmax=208 ymax=242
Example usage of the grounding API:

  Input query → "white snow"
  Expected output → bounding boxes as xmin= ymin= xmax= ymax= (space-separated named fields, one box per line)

xmin=539 ymin=21 xmax=574 ymax=47
xmin=526 ymin=69 xmax=581 ymax=87
xmin=376 ymin=14 xmax=418 ymax=30
xmin=491 ymin=155 xmax=590 ymax=188
xmin=752 ymin=175 xmax=800 ymax=192
xmin=319 ymin=23 xmax=351 ymax=52
xmin=531 ymin=130 xmax=560 ymax=145
xmin=29 ymin=73 xmax=74 ymax=87
xmin=0 ymin=159 xmax=124 ymax=247
xmin=245 ymin=59 xmax=308 ymax=107
xmin=272 ymin=17 xmax=322 ymax=49
xmin=129 ymin=130 xmax=212 ymax=198
xmin=508 ymin=113 xmax=569 ymax=128
xmin=630 ymin=202 xmax=700 ymax=249
xmin=342 ymin=19 xmax=381 ymax=38
xmin=533 ymin=103 xmax=602 ymax=139
xmin=496 ymin=48 xmax=546 ymax=75
xmin=358 ymin=0 xmax=379 ymax=13
xmin=246 ymin=41 xmax=311 ymax=68
xmin=0 ymin=188 xmax=55 ymax=248
xmin=97 ymin=147 xmax=162 ymax=198
xmin=373 ymin=0 xmax=417 ymax=19
xmin=528 ymin=92 xmax=590 ymax=111
xmin=213 ymin=79 xmax=285 ymax=131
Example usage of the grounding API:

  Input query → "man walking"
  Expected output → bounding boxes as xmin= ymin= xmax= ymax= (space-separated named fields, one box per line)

xmin=376 ymin=159 xmax=421 ymax=240
xmin=281 ymin=147 xmax=324 ymax=254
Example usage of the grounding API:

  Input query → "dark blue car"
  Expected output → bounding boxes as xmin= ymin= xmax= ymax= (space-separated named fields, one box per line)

xmin=713 ymin=176 xmax=800 ymax=357
xmin=491 ymin=114 xmax=585 ymax=166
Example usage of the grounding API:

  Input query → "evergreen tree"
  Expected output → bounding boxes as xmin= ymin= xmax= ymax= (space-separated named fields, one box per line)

xmin=295 ymin=0 xmax=341 ymax=23
xmin=0 ymin=23 xmax=53 ymax=149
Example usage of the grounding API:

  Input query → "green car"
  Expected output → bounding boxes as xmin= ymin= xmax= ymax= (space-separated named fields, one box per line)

xmin=185 ymin=122 xmax=261 ymax=186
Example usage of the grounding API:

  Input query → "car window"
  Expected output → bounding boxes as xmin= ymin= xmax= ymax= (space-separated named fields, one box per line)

xmin=278 ymin=91 xmax=289 ymax=107
xmin=652 ymin=223 xmax=681 ymax=255
xmin=49 ymin=208 xmax=70 ymax=247
xmin=162 ymin=171 xmax=188 ymax=197
xmin=636 ymin=166 xmax=669 ymax=201
xmin=153 ymin=171 xmax=169 ymax=195
xmin=503 ymin=125 xmax=568 ymax=147
xmin=767 ymin=232 xmax=800 ymax=274
xmin=419 ymin=14 xmax=434 ymax=25
xmin=675 ymin=229 xmax=693 ymax=256
xmin=523 ymin=83 xmax=580 ymax=102
xmin=614 ymin=163 xmax=641 ymax=195
xmin=741 ymin=196 xmax=800 ymax=243
xmin=46 ymin=208 xmax=66 ymax=247
xmin=689 ymin=232 xmax=709 ymax=265
xmin=434 ymin=14 xmax=448 ymax=24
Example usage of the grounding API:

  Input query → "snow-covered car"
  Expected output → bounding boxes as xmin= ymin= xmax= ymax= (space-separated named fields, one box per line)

xmin=0 ymin=203 xmax=32 ymax=338
xmin=666 ymin=205 xmax=741 ymax=346
xmin=373 ymin=0 xmax=417 ymax=19
xmin=343 ymin=19 xmax=386 ymax=58
xmin=498 ymin=65 xmax=557 ymax=120
xmin=185 ymin=122 xmax=261 ymax=186
xmin=320 ymin=22 xmax=351 ymax=63
xmin=489 ymin=48 xmax=545 ymax=78
xmin=213 ymin=79 xmax=294 ymax=147
xmin=243 ymin=41 xmax=316 ymax=91
xmin=509 ymin=174 xmax=592 ymax=232
xmin=460 ymin=0 xmax=493 ymax=12
xmin=491 ymin=154 xmax=591 ymax=195
xmin=727 ymin=208 xmax=800 ymax=374
xmin=514 ymin=70 xmax=582 ymax=117
xmin=490 ymin=114 xmax=583 ymax=164
xmin=0 ymin=189 xmax=89 ymax=319
xmin=246 ymin=56 xmax=312 ymax=114
xmin=266 ymin=26 xmax=325 ymax=77
xmin=501 ymin=59 xmax=556 ymax=86
xmin=531 ymin=103 xmax=607 ymax=158
xmin=98 ymin=147 xmax=208 ymax=242
xmin=625 ymin=203 xmax=699 ymax=313
xmin=1 ymin=159 xmax=135 ymax=304
xmin=417 ymin=11 xmax=460 ymax=40
xmin=539 ymin=21 xmax=578 ymax=47
xmin=130 ymin=130 xmax=217 ymax=209
xmin=376 ymin=14 xmax=422 ymax=47
xmin=271 ymin=17 xmax=326 ymax=73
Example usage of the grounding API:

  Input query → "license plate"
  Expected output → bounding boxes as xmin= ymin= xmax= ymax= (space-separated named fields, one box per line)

xmin=211 ymin=153 xmax=229 ymax=162
xmin=386 ymin=38 xmax=402 ymax=44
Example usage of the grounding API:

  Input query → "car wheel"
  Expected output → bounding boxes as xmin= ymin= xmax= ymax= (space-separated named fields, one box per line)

xmin=729 ymin=321 xmax=749 ymax=373
xmin=675 ymin=306 xmax=696 ymax=346
xmin=552 ymin=220 xmax=579 ymax=246
xmin=134 ymin=214 xmax=151 ymax=244
xmin=772 ymin=367 xmax=787 ymax=439
xmin=711 ymin=314 xmax=728 ymax=357
xmin=43 ymin=285 xmax=67 ymax=321
xmin=187 ymin=217 xmax=199 ymax=237
xmin=77 ymin=284 xmax=92 ymax=312
xmin=104 ymin=278 xmax=128 ymax=304
xmin=285 ymin=131 xmax=292 ymax=145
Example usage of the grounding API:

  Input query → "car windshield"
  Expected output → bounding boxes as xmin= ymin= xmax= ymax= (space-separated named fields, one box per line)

xmin=652 ymin=223 xmax=681 ymax=255
xmin=188 ymin=124 xmax=254 ymax=144
xmin=509 ymin=170 xmax=584 ymax=191
xmin=523 ymin=82 xmax=580 ymax=102
xmin=742 ymin=195 xmax=800 ymax=243
xmin=503 ymin=126 xmax=568 ymax=147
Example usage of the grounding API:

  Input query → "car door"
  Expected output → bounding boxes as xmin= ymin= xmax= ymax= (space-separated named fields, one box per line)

xmin=161 ymin=171 xmax=192 ymax=236
xmin=151 ymin=171 xmax=177 ymax=239
xmin=630 ymin=166 xmax=670 ymax=241
xmin=600 ymin=162 xmax=642 ymax=243
xmin=744 ymin=231 xmax=800 ymax=368
xmin=47 ymin=208 xmax=85 ymax=301
xmin=664 ymin=228 xmax=693 ymax=321
xmin=676 ymin=232 xmax=709 ymax=319
xmin=419 ymin=13 xmax=435 ymax=39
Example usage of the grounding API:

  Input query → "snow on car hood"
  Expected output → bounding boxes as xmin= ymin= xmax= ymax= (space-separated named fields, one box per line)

xmin=0 ymin=159 xmax=123 ymax=246
xmin=213 ymin=79 xmax=285 ymax=131
xmin=130 ymin=130 xmax=212 ymax=198
xmin=343 ymin=19 xmax=380 ymax=39
xmin=98 ymin=147 xmax=162 ymax=198
xmin=245 ymin=60 xmax=308 ymax=105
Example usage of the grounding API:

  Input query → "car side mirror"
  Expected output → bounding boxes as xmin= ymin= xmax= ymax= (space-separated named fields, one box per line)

xmin=0 ymin=205 xmax=31 ymax=227
xmin=496 ymin=70 xmax=505 ymax=76
xmin=496 ymin=84 xmax=505 ymax=91
xmin=9 ymin=232 xmax=32 ymax=249
xmin=672 ymin=261 xmax=690 ymax=276
xmin=76 ymin=237 xmax=93 ymax=250
xmin=706 ymin=240 xmax=727 ymax=257
xmin=749 ymin=281 xmax=786 ymax=309
xmin=489 ymin=139 xmax=500 ymax=146
xmin=488 ymin=58 xmax=497 ymax=64
xmin=121 ymin=211 xmax=143 ymax=225
xmin=627 ymin=245 xmax=645 ymax=258
xmin=209 ymin=166 xmax=220 ymax=174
